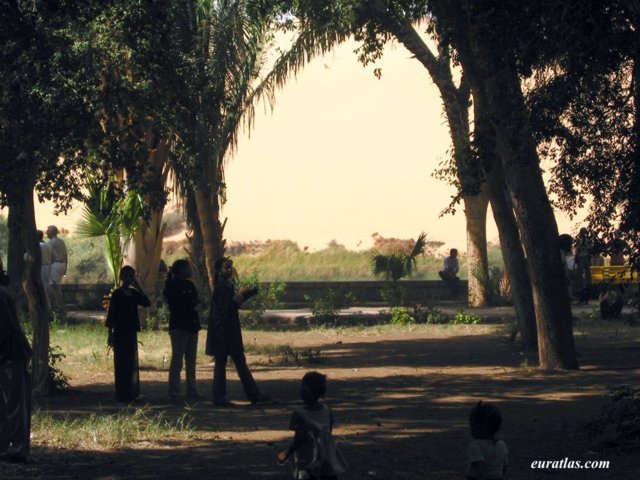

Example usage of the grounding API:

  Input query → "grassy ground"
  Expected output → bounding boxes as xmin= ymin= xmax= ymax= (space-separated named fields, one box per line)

xmin=13 ymin=311 xmax=639 ymax=480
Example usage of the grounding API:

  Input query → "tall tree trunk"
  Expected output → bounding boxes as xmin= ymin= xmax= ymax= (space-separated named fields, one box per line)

xmin=194 ymin=185 xmax=224 ymax=290
xmin=7 ymin=205 xmax=26 ymax=299
xmin=464 ymin=189 xmax=489 ymax=306
xmin=435 ymin=0 xmax=577 ymax=369
xmin=9 ymin=186 xmax=51 ymax=395
xmin=485 ymin=57 xmax=576 ymax=370
xmin=126 ymin=137 xmax=170 ymax=319
xmin=388 ymin=17 xmax=489 ymax=305
xmin=185 ymin=191 xmax=211 ymax=300
xmin=475 ymin=93 xmax=538 ymax=352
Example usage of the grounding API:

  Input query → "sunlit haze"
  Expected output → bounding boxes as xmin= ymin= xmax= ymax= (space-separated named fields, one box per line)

xmin=22 ymin=40 xmax=584 ymax=252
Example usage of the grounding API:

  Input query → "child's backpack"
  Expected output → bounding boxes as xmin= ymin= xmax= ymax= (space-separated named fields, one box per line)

xmin=292 ymin=404 xmax=348 ymax=479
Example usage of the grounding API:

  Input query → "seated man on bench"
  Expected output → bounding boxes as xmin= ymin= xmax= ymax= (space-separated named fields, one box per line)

xmin=439 ymin=248 xmax=460 ymax=297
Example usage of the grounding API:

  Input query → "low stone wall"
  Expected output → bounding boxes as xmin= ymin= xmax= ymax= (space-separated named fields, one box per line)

xmin=62 ymin=280 xmax=468 ymax=310
xmin=62 ymin=283 xmax=113 ymax=310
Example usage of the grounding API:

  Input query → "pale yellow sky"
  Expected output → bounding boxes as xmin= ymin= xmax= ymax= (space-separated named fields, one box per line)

xmin=13 ymin=39 xmax=583 ymax=252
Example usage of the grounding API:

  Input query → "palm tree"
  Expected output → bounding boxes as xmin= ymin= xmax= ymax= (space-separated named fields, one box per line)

xmin=171 ymin=0 xmax=349 ymax=288
xmin=371 ymin=232 xmax=427 ymax=305
xmin=76 ymin=179 xmax=145 ymax=287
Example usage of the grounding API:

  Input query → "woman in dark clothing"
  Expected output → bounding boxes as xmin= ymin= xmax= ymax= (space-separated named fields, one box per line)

xmin=164 ymin=259 xmax=201 ymax=401
xmin=106 ymin=266 xmax=150 ymax=403
xmin=0 ymin=267 xmax=32 ymax=462
xmin=205 ymin=257 xmax=268 ymax=407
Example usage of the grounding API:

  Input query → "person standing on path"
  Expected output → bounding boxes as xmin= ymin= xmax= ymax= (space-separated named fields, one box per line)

xmin=164 ymin=259 xmax=202 ymax=402
xmin=105 ymin=266 xmax=150 ymax=404
xmin=46 ymin=225 xmax=67 ymax=317
xmin=205 ymin=257 xmax=269 ymax=407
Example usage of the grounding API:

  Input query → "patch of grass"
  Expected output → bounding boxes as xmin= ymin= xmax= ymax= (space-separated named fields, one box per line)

xmin=244 ymin=342 xmax=291 ymax=356
xmin=50 ymin=324 xmax=173 ymax=376
xmin=277 ymin=345 xmax=326 ymax=365
xmin=245 ymin=342 xmax=325 ymax=365
xmin=452 ymin=310 xmax=482 ymax=325
xmin=32 ymin=408 xmax=194 ymax=450
xmin=229 ymin=239 xmax=472 ymax=281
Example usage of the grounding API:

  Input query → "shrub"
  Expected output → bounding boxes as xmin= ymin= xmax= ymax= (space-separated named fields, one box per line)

xmin=237 ymin=271 xmax=286 ymax=327
xmin=65 ymin=236 xmax=110 ymax=284
xmin=146 ymin=303 xmax=170 ymax=331
xmin=48 ymin=345 xmax=70 ymax=394
xmin=452 ymin=310 xmax=482 ymax=325
xmin=305 ymin=287 xmax=356 ymax=326
xmin=390 ymin=306 xmax=416 ymax=325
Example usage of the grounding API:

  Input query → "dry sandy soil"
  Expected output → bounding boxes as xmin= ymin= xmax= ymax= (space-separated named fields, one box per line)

xmin=4 ymin=318 xmax=640 ymax=480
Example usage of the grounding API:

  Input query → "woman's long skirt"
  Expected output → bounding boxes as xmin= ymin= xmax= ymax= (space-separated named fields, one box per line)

xmin=113 ymin=331 xmax=140 ymax=402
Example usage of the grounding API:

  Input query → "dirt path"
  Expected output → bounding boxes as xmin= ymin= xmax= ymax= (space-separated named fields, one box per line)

xmin=5 ymin=322 xmax=640 ymax=479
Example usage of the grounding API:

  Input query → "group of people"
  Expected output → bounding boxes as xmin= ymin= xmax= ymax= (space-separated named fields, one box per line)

xmin=30 ymin=225 xmax=67 ymax=315
xmin=104 ymin=254 xmax=509 ymax=480
xmin=104 ymin=256 xmax=353 ymax=479
xmin=559 ymin=227 xmax=630 ymax=305
xmin=3 ymin=246 xmax=512 ymax=478
xmin=105 ymin=256 xmax=269 ymax=406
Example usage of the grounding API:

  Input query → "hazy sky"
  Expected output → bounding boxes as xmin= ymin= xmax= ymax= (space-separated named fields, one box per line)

xmin=24 ymin=39 xmax=583 ymax=252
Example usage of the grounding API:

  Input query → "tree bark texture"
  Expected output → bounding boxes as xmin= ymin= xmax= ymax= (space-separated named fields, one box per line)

xmin=194 ymin=186 xmax=224 ymax=291
xmin=474 ymin=94 xmax=538 ymax=351
xmin=7 ymin=204 xmax=26 ymax=299
xmin=435 ymin=0 xmax=577 ymax=369
xmin=9 ymin=186 xmax=51 ymax=395
xmin=127 ymin=137 xmax=170 ymax=319
xmin=463 ymin=190 xmax=489 ymax=306
xmin=184 ymin=190 xmax=211 ymax=300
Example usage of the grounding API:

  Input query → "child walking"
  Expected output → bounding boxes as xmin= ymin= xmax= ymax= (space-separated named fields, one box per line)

xmin=466 ymin=401 xmax=508 ymax=480
xmin=278 ymin=371 xmax=348 ymax=480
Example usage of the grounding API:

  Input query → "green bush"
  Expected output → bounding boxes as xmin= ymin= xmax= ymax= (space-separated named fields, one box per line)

xmin=48 ymin=345 xmax=70 ymax=394
xmin=238 ymin=271 xmax=286 ymax=327
xmin=390 ymin=306 xmax=416 ymax=325
xmin=305 ymin=287 xmax=356 ymax=326
xmin=65 ymin=236 xmax=110 ymax=284
xmin=452 ymin=310 xmax=482 ymax=325
xmin=146 ymin=303 xmax=170 ymax=331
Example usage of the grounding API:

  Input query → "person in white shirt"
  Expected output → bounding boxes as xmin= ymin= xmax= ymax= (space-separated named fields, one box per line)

xmin=47 ymin=225 xmax=67 ymax=316
xmin=37 ymin=230 xmax=53 ymax=308
xmin=439 ymin=248 xmax=461 ymax=297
